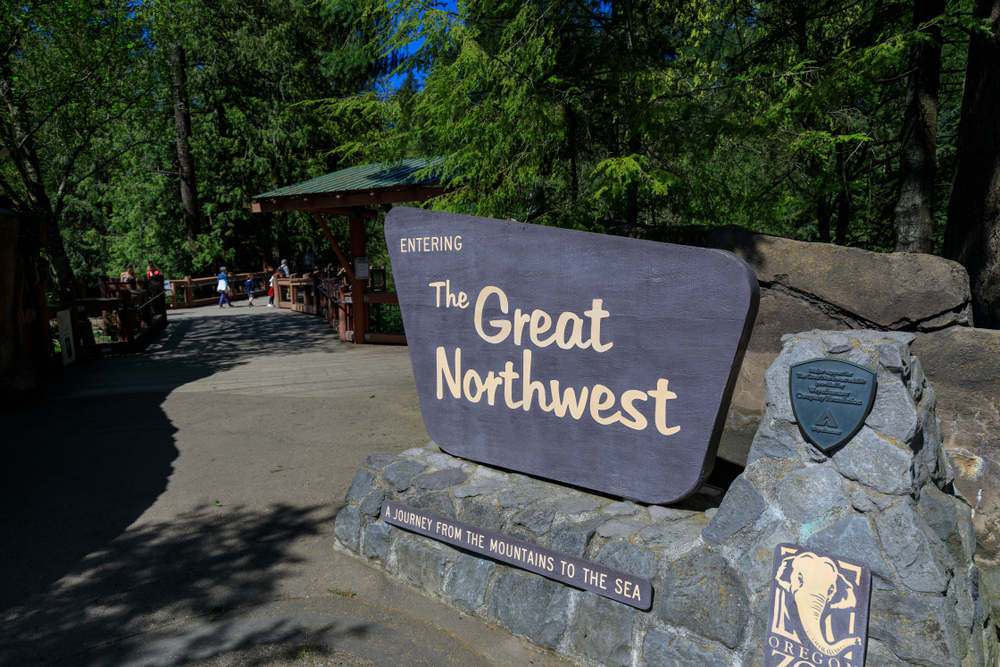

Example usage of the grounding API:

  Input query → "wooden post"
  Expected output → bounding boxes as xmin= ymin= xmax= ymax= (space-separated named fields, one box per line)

xmin=313 ymin=213 xmax=354 ymax=281
xmin=184 ymin=276 xmax=194 ymax=308
xmin=120 ymin=290 xmax=136 ymax=347
xmin=349 ymin=215 xmax=367 ymax=344
xmin=31 ymin=280 xmax=51 ymax=372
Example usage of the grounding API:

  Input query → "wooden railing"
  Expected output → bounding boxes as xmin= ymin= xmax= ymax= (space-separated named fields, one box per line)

xmin=165 ymin=272 xmax=269 ymax=309
xmin=20 ymin=279 xmax=169 ymax=372
xmin=312 ymin=269 xmax=406 ymax=344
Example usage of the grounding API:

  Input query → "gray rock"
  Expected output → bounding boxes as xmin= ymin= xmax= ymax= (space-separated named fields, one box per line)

xmin=776 ymin=466 xmax=847 ymax=524
xmin=383 ymin=460 xmax=427 ymax=492
xmin=702 ymin=475 xmax=767 ymax=546
xmin=557 ymin=496 xmax=602 ymax=514
xmin=823 ymin=332 xmax=853 ymax=354
xmin=650 ymin=506 xmax=695 ymax=522
xmin=737 ymin=521 xmax=796 ymax=592
xmin=567 ymin=594 xmax=635 ymax=667
xmin=446 ymin=554 xmax=494 ymax=611
xmin=458 ymin=499 xmax=504 ymax=533
xmin=908 ymin=356 xmax=925 ymax=403
xmin=489 ymin=571 xmax=570 ymax=649
xmin=658 ymin=546 xmax=749 ymax=648
xmin=603 ymin=502 xmax=637 ymax=516
xmin=345 ymin=469 xmax=374 ymax=503
xmin=643 ymin=628 xmax=729 ymax=667
xmin=596 ymin=519 xmax=643 ymax=539
xmin=850 ymin=489 xmax=894 ymax=513
xmin=498 ymin=484 xmax=547 ymax=508
xmin=950 ymin=563 xmax=975 ymax=631
xmin=876 ymin=502 xmax=950 ymax=594
xmin=453 ymin=479 xmax=507 ymax=498
xmin=869 ymin=589 xmax=968 ymax=667
xmin=426 ymin=452 xmax=464 ymax=469
xmin=397 ymin=538 xmax=451 ymax=595
xmin=709 ymin=228 xmax=972 ymax=331
xmin=867 ymin=379 xmax=919 ymax=444
xmin=918 ymin=484 xmax=975 ymax=566
xmin=807 ymin=514 xmax=894 ymax=585
xmin=411 ymin=491 xmax=456 ymax=519
xmin=363 ymin=522 xmax=392 ymax=563
xmin=334 ymin=505 xmax=360 ymax=552
xmin=849 ymin=347 xmax=873 ymax=368
xmin=639 ymin=516 xmax=706 ymax=549
xmin=413 ymin=468 xmax=467 ymax=490
xmin=878 ymin=342 xmax=909 ymax=374
xmin=746 ymin=418 xmax=800 ymax=464
xmin=764 ymin=338 xmax=826 ymax=422
xmin=550 ymin=518 xmax=605 ymax=558
xmin=595 ymin=540 xmax=658 ymax=580
xmin=866 ymin=638 xmax=914 ymax=667
xmin=362 ymin=453 xmax=399 ymax=471
xmin=832 ymin=427 xmax=913 ymax=495
xmin=512 ymin=503 xmax=556 ymax=536
xmin=359 ymin=490 xmax=391 ymax=517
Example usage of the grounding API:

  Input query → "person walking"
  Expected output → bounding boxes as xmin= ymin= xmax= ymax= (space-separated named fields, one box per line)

xmin=244 ymin=275 xmax=256 ymax=307
xmin=217 ymin=266 xmax=232 ymax=308
xmin=267 ymin=268 xmax=280 ymax=307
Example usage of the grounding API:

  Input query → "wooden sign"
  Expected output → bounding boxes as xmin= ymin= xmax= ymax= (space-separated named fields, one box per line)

xmin=382 ymin=500 xmax=652 ymax=609
xmin=765 ymin=544 xmax=871 ymax=667
xmin=385 ymin=209 xmax=758 ymax=503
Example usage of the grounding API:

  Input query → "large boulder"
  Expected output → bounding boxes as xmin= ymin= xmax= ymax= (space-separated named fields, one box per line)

xmin=709 ymin=225 xmax=974 ymax=335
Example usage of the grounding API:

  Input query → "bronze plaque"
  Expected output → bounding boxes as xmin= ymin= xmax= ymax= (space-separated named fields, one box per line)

xmin=789 ymin=359 xmax=877 ymax=452
xmin=765 ymin=544 xmax=871 ymax=667
xmin=382 ymin=500 xmax=652 ymax=609
xmin=385 ymin=209 xmax=759 ymax=503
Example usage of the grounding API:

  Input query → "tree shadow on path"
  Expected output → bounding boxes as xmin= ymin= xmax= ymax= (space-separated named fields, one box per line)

xmin=0 ymin=310 xmax=367 ymax=666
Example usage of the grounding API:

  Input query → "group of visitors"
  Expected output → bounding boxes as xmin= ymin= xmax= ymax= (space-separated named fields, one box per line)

xmin=119 ymin=262 xmax=162 ymax=288
xmin=214 ymin=259 xmax=292 ymax=308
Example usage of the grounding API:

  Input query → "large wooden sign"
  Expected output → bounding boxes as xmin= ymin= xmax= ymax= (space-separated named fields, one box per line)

xmin=764 ymin=544 xmax=871 ymax=667
xmin=382 ymin=500 xmax=652 ymax=609
xmin=385 ymin=209 xmax=758 ymax=503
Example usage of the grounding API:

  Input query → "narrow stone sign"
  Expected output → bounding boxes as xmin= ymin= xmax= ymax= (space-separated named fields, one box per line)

xmin=385 ymin=209 xmax=759 ymax=503
xmin=765 ymin=544 xmax=871 ymax=667
xmin=789 ymin=359 xmax=877 ymax=452
xmin=381 ymin=500 xmax=653 ymax=610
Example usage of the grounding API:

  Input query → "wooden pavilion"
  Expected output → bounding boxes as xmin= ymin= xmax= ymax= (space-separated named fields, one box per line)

xmin=250 ymin=158 xmax=446 ymax=344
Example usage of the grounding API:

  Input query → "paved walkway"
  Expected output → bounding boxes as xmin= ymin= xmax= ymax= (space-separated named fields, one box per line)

xmin=0 ymin=305 xmax=578 ymax=667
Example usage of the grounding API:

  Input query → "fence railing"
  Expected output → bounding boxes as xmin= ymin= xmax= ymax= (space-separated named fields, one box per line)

xmin=20 ymin=279 xmax=169 ymax=373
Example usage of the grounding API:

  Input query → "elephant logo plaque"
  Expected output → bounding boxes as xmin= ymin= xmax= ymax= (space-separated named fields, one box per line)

xmin=789 ymin=358 xmax=877 ymax=452
xmin=765 ymin=544 xmax=871 ymax=667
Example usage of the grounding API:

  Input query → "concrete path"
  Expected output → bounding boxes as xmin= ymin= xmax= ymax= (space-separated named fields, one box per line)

xmin=0 ymin=305 xmax=579 ymax=667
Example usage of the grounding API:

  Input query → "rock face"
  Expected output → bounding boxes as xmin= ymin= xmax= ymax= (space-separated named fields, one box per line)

xmin=692 ymin=226 xmax=1000 ymax=616
xmin=332 ymin=334 xmax=995 ymax=667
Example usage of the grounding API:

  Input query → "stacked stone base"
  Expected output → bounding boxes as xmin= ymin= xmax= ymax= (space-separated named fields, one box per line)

xmin=333 ymin=331 xmax=997 ymax=667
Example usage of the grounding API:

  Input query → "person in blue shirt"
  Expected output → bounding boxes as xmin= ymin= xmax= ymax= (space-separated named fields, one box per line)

xmin=244 ymin=275 xmax=256 ymax=307
xmin=217 ymin=266 xmax=232 ymax=308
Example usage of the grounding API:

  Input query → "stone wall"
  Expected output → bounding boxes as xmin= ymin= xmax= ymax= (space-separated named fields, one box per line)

xmin=333 ymin=331 xmax=996 ymax=667
xmin=694 ymin=227 xmax=1000 ymax=614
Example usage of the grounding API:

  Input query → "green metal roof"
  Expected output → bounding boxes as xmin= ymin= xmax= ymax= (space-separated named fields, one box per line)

xmin=253 ymin=157 xmax=444 ymax=200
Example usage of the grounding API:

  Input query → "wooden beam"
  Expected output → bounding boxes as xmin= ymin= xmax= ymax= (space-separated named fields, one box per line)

xmin=312 ymin=208 xmax=377 ymax=218
xmin=312 ymin=213 xmax=355 ymax=281
xmin=252 ymin=186 xmax=447 ymax=213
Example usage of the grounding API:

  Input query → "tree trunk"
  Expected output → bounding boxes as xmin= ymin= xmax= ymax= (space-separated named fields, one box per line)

xmin=0 ymin=56 xmax=77 ymax=297
xmin=172 ymin=44 xmax=200 ymax=258
xmin=943 ymin=0 xmax=1000 ymax=328
xmin=893 ymin=0 xmax=945 ymax=253
xmin=0 ymin=209 xmax=17 ymax=376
